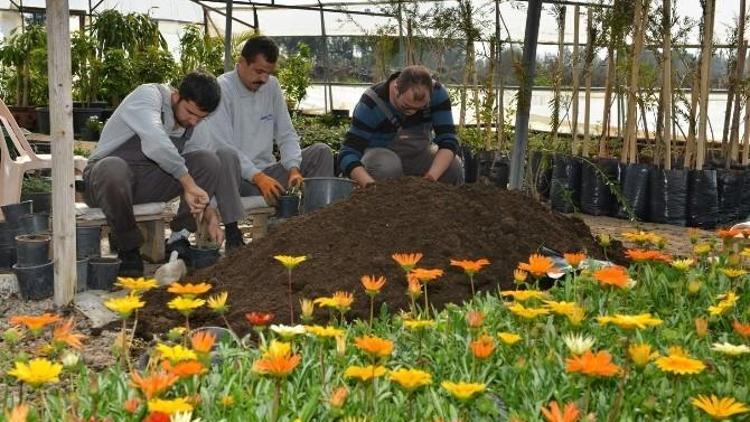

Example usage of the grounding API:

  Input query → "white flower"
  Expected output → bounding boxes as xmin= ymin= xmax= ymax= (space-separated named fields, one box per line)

xmin=61 ymin=351 xmax=80 ymax=368
xmin=270 ymin=324 xmax=306 ymax=339
xmin=171 ymin=412 xmax=201 ymax=422
xmin=562 ymin=333 xmax=595 ymax=355
xmin=711 ymin=342 xmax=750 ymax=356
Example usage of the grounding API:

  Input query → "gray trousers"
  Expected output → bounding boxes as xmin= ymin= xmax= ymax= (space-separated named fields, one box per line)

xmin=238 ymin=143 xmax=335 ymax=196
xmin=83 ymin=147 xmax=245 ymax=251
xmin=361 ymin=146 xmax=464 ymax=185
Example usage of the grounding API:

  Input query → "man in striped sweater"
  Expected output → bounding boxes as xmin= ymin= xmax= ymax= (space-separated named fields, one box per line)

xmin=338 ymin=65 xmax=463 ymax=187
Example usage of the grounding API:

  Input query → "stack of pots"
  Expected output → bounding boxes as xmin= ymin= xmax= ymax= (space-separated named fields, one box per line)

xmin=2 ymin=200 xmax=54 ymax=300
xmin=77 ymin=226 xmax=118 ymax=291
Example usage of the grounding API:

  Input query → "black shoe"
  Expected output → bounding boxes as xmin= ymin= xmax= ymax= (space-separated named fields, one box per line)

xmin=166 ymin=238 xmax=193 ymax=265
xmin=225 ymin=225 xmax=246 ymax=252
xmin=118 ymin=248 xmax=144 ymax=277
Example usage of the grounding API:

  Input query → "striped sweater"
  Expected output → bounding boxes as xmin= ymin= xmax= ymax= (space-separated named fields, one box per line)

xmin=339 ymin=73 xmax=459 ymax=177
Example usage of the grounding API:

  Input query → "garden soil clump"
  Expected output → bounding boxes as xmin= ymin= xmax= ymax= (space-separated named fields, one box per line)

xmin=140 ymin=177 xmax=623 ymax=336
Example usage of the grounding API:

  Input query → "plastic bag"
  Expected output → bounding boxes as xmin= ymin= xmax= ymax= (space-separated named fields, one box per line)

xmin=717 ymin=169 xmax=743 ymax=225
xmin=687 ymin=169 xmax=719 ymax=229
xmin=550 ymin=154 xmax=582 ymax=214
xmin=615 ymin=163 xmax=651 ymax=220
xmin=648 ymin=168 xmax=688 ymax=226
xmin=580 ymin=158 xmax=618 ymax=216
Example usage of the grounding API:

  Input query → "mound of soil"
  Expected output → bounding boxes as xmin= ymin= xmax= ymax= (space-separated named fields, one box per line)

xmin=140 ymin=178 xmax=623 ymax=337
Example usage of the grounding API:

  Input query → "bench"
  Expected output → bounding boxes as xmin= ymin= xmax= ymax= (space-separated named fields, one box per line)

xmin=240 ymin=196 xmax=275 ymax=241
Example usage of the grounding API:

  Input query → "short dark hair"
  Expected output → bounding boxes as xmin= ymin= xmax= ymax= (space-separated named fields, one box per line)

xmin=178 ymin=71 xmax=221 ymax=113
xmin=395 ymin=65 xmax=433 ymax=99
xmin=241 ymin=36 xmax=279 ymax=64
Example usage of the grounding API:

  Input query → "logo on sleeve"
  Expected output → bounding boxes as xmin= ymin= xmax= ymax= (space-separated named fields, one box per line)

xmin=260 ymin=113 xmax=274 ymax=122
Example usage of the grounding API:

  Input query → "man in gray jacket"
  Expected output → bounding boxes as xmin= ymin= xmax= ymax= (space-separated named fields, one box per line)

xmin=84 ymin=72 xmax=244 ymax=276
xmin=190 ymin=36 xmax=334 ymax=245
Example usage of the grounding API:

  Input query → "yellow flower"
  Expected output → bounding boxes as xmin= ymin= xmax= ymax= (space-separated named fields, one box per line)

xmin=506 ymin=303 xmax=550 ymax=319
xmin=655 ymin=351 xmax=705 ymax=375
xmin=566 ymin=307 xmax=586 ymax=326
xmin=497 ymin=332 xmax=522 ymax=345
xmin=403 ymin=319 xmax=436 ymax=331
xmin=167 ymin=327 xmax=187 ymax=341
xmin=167 ymin=297 xmax=205 ymax=315
xmin=670 ymin=259 xmax=694 ymax=271
xmin=691 ymin=395 xmax=750 ymax=420
xmin=721 ymin=268 xmax=747 ymax=279
xmin=156 ymin=343 xmax=197 ymax=363
xmin=274 ymin=255 xmax=307 ymax=270
xmin=597 ymin=313 xmax=663 ymax=330
xmin=711 ymin=342 xmax=750 ymax=356
xmin=628 ymin=343 xmax=658 ymax=368
xmin=8 ymin=358 xmax=62 ymax=387
xmin=314 ymin=291 xmax=354 ymax=312
xmin=694 ymin=243 xmax=712 ymax=255
xmin=513 ymin=269 xmax=528 ymax=283
xmin=263 ymin=340 xmax=292 ymax=358
xmin=344 ymin=365 xmax=387 ymax=382
xmin=500 ymin=290 xmax=548 ymax=302
xmin=104 ymin=295 xmax=145 ymax=318
xmin=622 ymin=230 xmax=662 ymax=245
xmin=688 ymin=280 xmax=703 ymax=294
xmin=220 ymin=394 xmax=235 ymax=407
xmin=206 ymin=292 xmax=229 ymax=314
xmin=115 ymin=277 xmax=158 ymax=293
xmin=305 ymin=325 xmax=345 ymax=338
xmin=389 ymin=368 xmax=432 ymax=390
xmin=354 ymin=335 xmax=394 ymax=358
xmin=167 ymin=282 xmax=212 ymax=297
xmin=147 ymin=397 xmax=193 ymax=415
xmin=708 ymin=292 xmax=739 ymax=316
xmin=441 ymin=381 xmax=486 ymax=401
xmin=300 ymin=299 xmax=315 ymax=321
xmin=543 ymin=300 xmax=582 ymax=316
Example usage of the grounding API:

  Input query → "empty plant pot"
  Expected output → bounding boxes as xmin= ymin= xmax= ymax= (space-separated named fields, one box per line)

xmin=190 ymin=245 xmax=220 ymax=269
xmin=0 ymin=222 xmax=14 ymax=246
xmin=13 ymin=261 xmax=54 ymax=300
xmin=21 ymin=191 xmax=52 ymax=214
xmin=276 ymin=195 xmax=300 ymax=218
xmin=76 ymin=258 xmax=88 ymax=293
xmin=17 ymin=213 xmax=50 ymax=235
xmin=0 ymin=246 xmax=15 ymax=269
xmin=14 ymin=234 xmax=51 ymax=267
xmin=76 ymin=226 xmax=102 ymax=259
xmin=302 ymin=177 xmax=355 ymax=214
xmin=87 ymin=257 xmax=121 ymax=291
xmin=1 ymin=200 xmax=33 ymax=227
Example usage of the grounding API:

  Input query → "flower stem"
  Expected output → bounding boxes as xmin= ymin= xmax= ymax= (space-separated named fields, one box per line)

xmin=129 ymin=309 xmax=139 ymax=351
xmin=272 ymin=379 xmax=281 ymax=422
xmin=369 ymin=296 xmax=374 ymax=328
xmin=221 ymin=314 xmax=235 ymax=335
xmin=423 ymin=283 xmax=429 ymax=318
xmin=469 ymin=275 xmax=475 ymax=296
xmin=288 ymin=269 xmax=295 ymax=324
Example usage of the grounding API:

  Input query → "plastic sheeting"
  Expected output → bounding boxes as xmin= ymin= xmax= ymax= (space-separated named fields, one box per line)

xmin=580 ymin=158 xmax=619 ymax=216
xmin=717 ymin=169 xmax=743 ymax=226
xmin=687 ymin=169 xmax=719 ymax=229
xmin=615 ymin=163 xmax=650 ymax=221
xmin=550 ymin=154 xmax=581 ymax=214
xmin=648 ymin=168 xmax=688 ymax=226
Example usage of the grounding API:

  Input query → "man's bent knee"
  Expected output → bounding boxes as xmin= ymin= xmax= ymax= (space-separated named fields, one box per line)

xmin=362 ymin=148 xmax=404 ymax=181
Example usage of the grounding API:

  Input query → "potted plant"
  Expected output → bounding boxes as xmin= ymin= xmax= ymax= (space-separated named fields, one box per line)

xmin=0 ymin=25 xmax=48 ymax=129
xmin=278 ymin=42 xmax=313 ymax=115
xmin=21 ymin=175 xmax=52 ymax=213
xmin=82 ymin=116 xmax=104 ymax=142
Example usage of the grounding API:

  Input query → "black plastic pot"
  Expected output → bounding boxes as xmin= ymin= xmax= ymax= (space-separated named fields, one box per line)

xmin=1 ymin=200 xmax=33 ymax=227
xmin=530 ymin=151 xmax=553 ymax=199
xmin=0 ymin=222 xmax=14 ymax=246
xmin=20 ymin=191 xmax=52 ymax=214
xmin=461 ymin=146 xmax=477 ymax=184
xmin=72 ymin=107 xmax=104 ymax=137
xmin=550 ymin=154 xmax=582 ymax=213
xmin=648 ymin=168 xmax=688 ymax=226
xmin=741 ymin=170 xmax=750 ymax=221
xmin=190 ymin=245 xmax=220 ymax=269
xmin=615 ymin=163 xmax=651 ymax=221
xmin=35 ymin=107 xmax=50 ymax=134
xmin=87 ymin=257 xmax=120 ymax=290
xmin=13 ymin=261 xmax=54 ymax=300
xmin=76 ymin=226 xmax=101 ymax=259
xmin=717 ymin=169 xmax=743 ymax=225
xmin=580 ymin=158 xmax=619 ymax=216
xmin=0 ymin=246 xmax=15 ymax=269
xmin=76 ymin=258 xmax=88 ymax=293
xmin=14 ymin=234 xmax=50 ymax=267
xmin=277 ymin=195 xmax=300 ymax=218
xmin=17 ymin=213 xmax=50 ymax=235
xmin=687 ymin=169 xmax=719 ymax=229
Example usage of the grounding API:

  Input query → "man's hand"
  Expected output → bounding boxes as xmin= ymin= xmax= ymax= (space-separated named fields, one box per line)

xmin=179 ymin=174 xmax=210 ymax=215
xmin=288 ymin=167 xmax=304 ymax=188
xmin=350 ymin=166 xmax=376 ymax=188
xmin=204 ymin=207 xmax=225 ymax=245
xmin=253 ymin=172 xmax=284 ymax=204
xmin=424 ymin=149 xmax=455 ymax=183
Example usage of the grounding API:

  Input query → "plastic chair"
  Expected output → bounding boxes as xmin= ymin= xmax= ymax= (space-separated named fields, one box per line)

xmin=0 ymin=98 xmax=88 ymax=210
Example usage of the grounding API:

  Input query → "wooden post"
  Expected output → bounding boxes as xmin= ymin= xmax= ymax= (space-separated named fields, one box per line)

xmin=622 ymin=0 xmax=647 ymax=164
xmin=570 ymin=5 xmax=581 ymax=154
xmin=599 ymin=46 xmax=615 ymax=157
xmin=696 ymin=0 xmax=715 ymax=170
xmin=743 ymin=93 xmax=750 ymax=165
xmin=224 ymin=0 xmax=233 ymax=72
xmin=662 ymin=0 xmax=672 ymax=169
xmin=47 ymin=0 xmax=76 ymax=306
xmin=495 ymin=0 xmax=504 ymax=148
xmin=582 ymin=8 xmax=593 ymax=158
xmin=552 ymin=5 xmax=566 ymax=142
xmin=729 ymin=40 xmax=747 ymax=166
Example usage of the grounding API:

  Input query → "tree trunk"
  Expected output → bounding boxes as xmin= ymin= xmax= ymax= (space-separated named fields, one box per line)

xmin=743 ymin=92 xmax=750 ymax=165
xmin=582 ymin=8 xmax=594 ymax=158
xmin=599 ymin=46 xmax=616 ymax=157
xmin=570 ymin=5 xmax=581 ymax=154
xmin=484 ymin=39 xmax=496 ymax=150
xmin=729 ymin=41 xmax=747 ymax=167
xmin=497 ymin=42 xmax=505 ymax=149
xmin=552 ymin=6 xmax=566 ymax=142
xmin=685 ymin=57 xmax=701 ymax=168
xmin=622 ymin=0 xmax=647 ymax=164
xmin=696 ymin=0 xmax=715 ymax=170
xmin=663 ymin=0 xmax=673 ymax=169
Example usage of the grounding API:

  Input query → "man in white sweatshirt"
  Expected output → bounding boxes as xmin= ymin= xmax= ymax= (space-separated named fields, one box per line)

xmin=190 ymin=36 xmax=334 ymax=246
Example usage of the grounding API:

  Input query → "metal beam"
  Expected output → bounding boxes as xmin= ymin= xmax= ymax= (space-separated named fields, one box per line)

xmin=224 ymin=0 xmax=234 ymax=72
xmin=204 ymin=0 xmax=395 ymax=17
xmin=187 ymin=0 xmax=256 ymax=29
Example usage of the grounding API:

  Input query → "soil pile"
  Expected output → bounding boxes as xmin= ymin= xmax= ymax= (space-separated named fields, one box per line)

xmin=140 ymin=177 xmax=622 ymax=336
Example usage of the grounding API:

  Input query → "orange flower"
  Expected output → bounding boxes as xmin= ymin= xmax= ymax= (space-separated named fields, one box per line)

xmin=10 ymin=313 xmax=61 ymax=332
xmin=407 ymin=276 xmax=422 ymax=299
xmin=354 ymin=335 xmax=394 ymax=358
xmin=541 ymin=400 xmax=581 ymax=422
xmin=695 ymin=318 xmax=709 ymax=338
xmin=466 ymin=310 xmax=485 ymax=329
xmin=166 ymin=282 xmax=212 ymax=297
xmin=450 ymin=258 xmax=490 ymax=276
xmin=733 ymin=320 xmax=750 ymax=338
xmin=563 ymin=252 xmax=586 ymax=269
xmin=131 ymin=371 xmax=179 ymax=399
xmin=717 ymin=228 xmax=742 ymax=239
xmin=162 ymin=360 xmax=207 ymax=379
xmin=514 ymin=269 xmax=529 ymax=283
xmin=190 ymin=331 xmax=216 ymax=354
xmin=252 ymin=352 xmax=301 ymax=377
xmin=593 ymin=266 xmax=630 ymax=289
xmin=5 ymin=404 xmax=29 ymax=422
xmin=470 ymin=334 xmax=495 ymax=360
xmin=410 ymin=268 xmax=444 ymax=282
xmin=392 ymin=253 xmax=423 ymax=272
xmin=246 ymin=312 xmax=274 ymax=327
xmin=518 ymin=254 xmax=556 ymax=278
xmin=361 ymin=275 xmax=387 ymax=295
xmin=625 ymin=249 xmax=671 ymax=263
xmin=52 ymin=318 xmax=87 ymax=350
xmin=565 ymin=350 xmax=620 ymax=377
xmin=329 ymin=386 xmax=349 ymax=408
xmin=123 ymin=398 xmax=140 ymax=414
